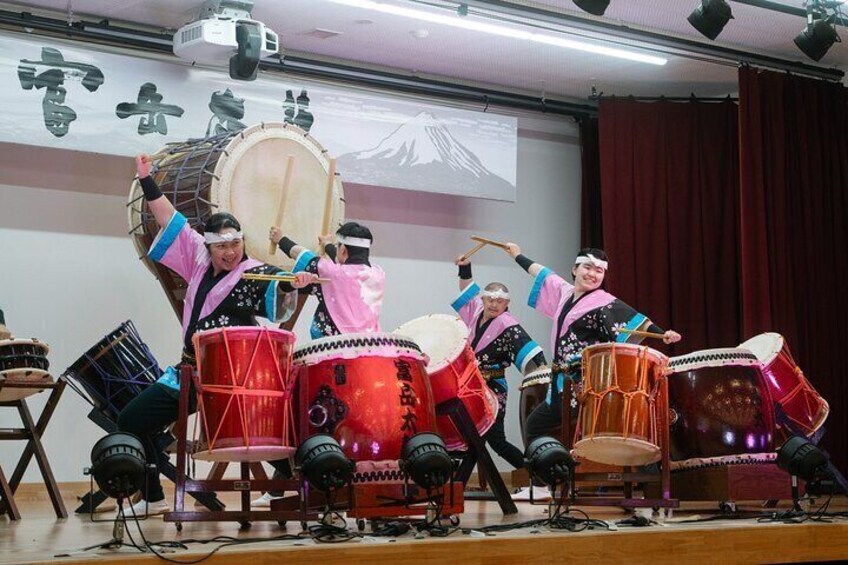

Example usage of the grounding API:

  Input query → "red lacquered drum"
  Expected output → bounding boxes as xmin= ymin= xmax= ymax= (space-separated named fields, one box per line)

xmin=666 ymin=348 xmax=775 ymax=467
xmin=293 ymin=333 xmax=437 ymax=461
xmin=192 ymin=326 xmax=297 ymax=462
xmin=574 ymin=343 xmax=668 ymax=466
xmin=740 ymin=333 xmax=828 ymax=438
xmin=394 ymin=314 xmax=498 ymax=451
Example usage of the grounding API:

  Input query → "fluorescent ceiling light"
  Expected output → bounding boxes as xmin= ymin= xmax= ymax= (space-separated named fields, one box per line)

xmin=328 ymin=0 xmax=668 ymax=65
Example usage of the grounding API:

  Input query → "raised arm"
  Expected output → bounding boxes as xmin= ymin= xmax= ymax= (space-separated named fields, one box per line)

xmin=454 ymin=255 xmax=473 ymax=291
xmin=269 ymin=227 xmax=308 ymax=260
xmin=504 ymin=242 xmax=544 ymax=277
xmin=136 ymin=154 xmax=175 ymax=229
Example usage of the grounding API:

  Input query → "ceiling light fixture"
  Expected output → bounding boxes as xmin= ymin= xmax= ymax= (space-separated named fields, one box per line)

xmin=687 ymin=0 xmax=734 ymax=40
xmin=794 ymin=0 xmax=843 ymax=62
xmin=328 ymin=0 xmax=667 ymax=65
xmin=572 ymin=0 xmax=611 ymax=17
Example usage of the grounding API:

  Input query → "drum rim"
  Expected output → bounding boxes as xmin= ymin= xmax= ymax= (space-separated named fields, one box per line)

xmin=194 ymin=325 xmax=296 ymax=342
xmin=739 ymin=332 xmax=784 ymax=365
xmin=667 ymin=347 xmax=760 ymax=371
xmin=293 ymin=331 xmax=425 ymax=363
xmin=0 ymin=338 xmax=50 ymax=354
xmin=393 ymin=314 xmax=469 ymax=372
xmin=582 ymin=342 xmax=668 ymax=365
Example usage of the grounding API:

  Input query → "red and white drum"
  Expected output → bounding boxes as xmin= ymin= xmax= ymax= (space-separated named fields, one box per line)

xmin=394 ymin=314 xmax=498 ymax=451
xmin=293 ymin=333 xmax=437 ymax=461
xmin=574 ymin=343 xmax=668 ymax=466
xmin=192 ymin=326 xmax=297 ymax=462
xmin=0 ymin=338 xmax=52 ymax=402
xmin=666 ymin=348 xmax=775 ymax=467
xmin=740 ymin=332 xmax=829 ymax=438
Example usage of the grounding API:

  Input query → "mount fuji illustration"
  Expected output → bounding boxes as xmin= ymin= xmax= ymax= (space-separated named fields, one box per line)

xmin=337 ymin=111 xmax=515 ymax=198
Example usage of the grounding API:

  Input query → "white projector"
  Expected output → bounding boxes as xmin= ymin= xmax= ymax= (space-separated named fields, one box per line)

xmin=173 ymin=17 xmax=279 ymax=66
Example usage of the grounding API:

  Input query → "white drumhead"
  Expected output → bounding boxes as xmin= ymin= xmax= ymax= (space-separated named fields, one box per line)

xmin=572 ymin=437 xmax=661 ymax=466
xmin=739 ymin=332 xmax=784 ymax=365
xmin=293 ymin=332 xmax=425 ymax=365
xmin=520 ymin=366 xmax=552 ymax=389
xmin=393 ymin=314 xmax=468 ymax=373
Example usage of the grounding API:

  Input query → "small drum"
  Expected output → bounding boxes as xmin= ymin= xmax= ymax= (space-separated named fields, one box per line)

xmin=518 ymin=366 xmax=561 ymax=445
xmin=128 ymin=122 xmax=345 ymax=318
xmin=740 ymin=332 xmax=828 ymax=438
xmin=293 ymin=333 xmax=437 ymax=461
xmin=574 ymin=343 xmax=668 ymax=466
xmin=62 ymin=321 xmax=161 ymax=420
xmin=0 ymin=338 xmax=52 ymax=402
xmin=192 ymin=326 xmax=297 ymax=461
xmin=666 ymin=348 xmax=775 ymax=465
xmin=393 ymin=314 xmax=498 ymax=451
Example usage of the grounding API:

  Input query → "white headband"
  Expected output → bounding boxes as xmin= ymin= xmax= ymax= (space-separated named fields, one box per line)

xmin=481 ymin=289 xmax=510 ymax=300
xmin=204 ymin=231 xmax=244 ymax=244
xmin=337 ymin=234 xmax=372 ymax=249
xmin=574 ymin=253 xmax=608 ymax=270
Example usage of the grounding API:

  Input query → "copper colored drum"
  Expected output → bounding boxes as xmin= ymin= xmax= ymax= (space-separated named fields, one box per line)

xmin=574 ymin=343 xmax=668 ymax=466
xmin=518 ymin=366 xmax=561 ymax=445
xmin=394 ymin=314 xmax=498 ymax=451
xmin=740 ymin=332 xmax=828 ymax=438
xmin=294 ymin=333 xmax=437 ymax=461
xmin=666 ymin=348 xmax=775 ymax=464
xmin=192 ymin=326 xmax=297 ymax=462
xmin=128 ymin=122 xmax=345 ymax=318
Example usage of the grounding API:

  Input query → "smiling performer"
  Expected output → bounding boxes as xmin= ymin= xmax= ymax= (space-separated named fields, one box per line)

xmin=504 ymin=244 xmax=681 ymax=448
xmin=116 ymin=154 xmax=316 ymax=517
xmin=451 ymin=255 xmax=546 ymax=471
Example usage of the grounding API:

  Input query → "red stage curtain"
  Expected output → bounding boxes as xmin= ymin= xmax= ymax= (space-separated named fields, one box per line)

xmin=597 ymin=98 xmax=741 ymax=355
xmin=738 ymin=67 xmax=848 ymax=472
xmin=579 ymin=116 xmax=603 ymax=249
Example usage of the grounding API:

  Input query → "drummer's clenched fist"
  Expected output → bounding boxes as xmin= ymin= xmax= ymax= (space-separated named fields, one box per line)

xmin=663 ymin=330 xmax=682 ymax=344
xmin=318 ymin=233 xmax=334 ymax=248
xmin=455 ymin=255 xmax=471 ymax=266
xmin=269 ymin=226 xmax=283 ymax=244
xmin=504 ymin=242 xmax=521 ymax=259
xmin=135 ymin=154 xmax=153 ymax=179
xmin=292 ymin=272 xmax=318 ymax=289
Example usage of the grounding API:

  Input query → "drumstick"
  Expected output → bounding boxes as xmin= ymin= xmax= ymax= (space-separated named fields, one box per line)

xmin=319 ymin=159 xmax=337 ymax=256
xmin=470 ymin=235 xmax=509 ymax=250
xmin=458 ymin=241 xmax=487 ymax=262
xmin=268 ymin=155 xmax=297 ymax=256
xmin=616 ymin=328 xmax=667 ymax=340
xmin=242 ymin=273 xmax=330 ymax=284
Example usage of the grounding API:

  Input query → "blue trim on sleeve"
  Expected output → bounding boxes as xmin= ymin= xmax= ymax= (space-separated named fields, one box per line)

xmin=293 ymin=249 xmax=318 ymax=273
xmin=265 ymin=280 xmax=278 ymax=320
xmin=515 ymin=341 xmax=542 ymax=373
xmin=616 ymin=313 xmax=648 ymax=343
xmin=527 ymin=267 xmax=552 ymax=309
xmin=493 ymin=377 xmax=508 ymax=391
xmin=450 ymin=282 xmax=480 ymax=312
xmin=148 ymin=212 xmax=187 ymax=263
xmin=310 ymin=320 xmax=323 ymax=339
xmin=156 ymin=365 xmax=180 ymax=391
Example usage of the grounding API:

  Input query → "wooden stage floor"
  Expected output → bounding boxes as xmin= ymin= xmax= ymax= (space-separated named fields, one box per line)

xmin=2 ymin=487 xmax=848 ymax=565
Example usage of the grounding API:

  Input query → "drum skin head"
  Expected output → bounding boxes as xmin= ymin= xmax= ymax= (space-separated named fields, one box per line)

xmin=393 ymin=314 xmax=468 ymax=373
xmin=739 ymin=332 xmax=784 ymax=365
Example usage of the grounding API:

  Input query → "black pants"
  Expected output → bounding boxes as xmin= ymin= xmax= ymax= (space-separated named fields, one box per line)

xmin=117 ymin=383 xmax=194 ymax=502
xmin=525 ymin=377 xmax=566 ymax=446
xmin=483 ymin=390 xmax=526 ymax=470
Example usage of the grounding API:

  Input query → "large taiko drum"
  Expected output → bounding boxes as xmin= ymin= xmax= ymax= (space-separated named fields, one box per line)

xmin=0 ymin=338 xmax=52 ymax=402
xmin=293 ymin=333 xmax=437 ymax=461
xmin=518 ymin=366 xmax=562 ymax=445
xmin=574 ymin=343 xmax=668 ymax=466
xmin=62 ymin=321 xmax=161 ymax=420
xmin=192 ymin=326 xmax=297 ymax=461
xmin=739 ymin=332 xmax=828 ymax=439
xmin=666 ymin=348 xmax=775 ymax=467
xmin=128 ymin=122 xmax=345 ymax=318
xmin=393 ymin=314 xmax=498 ymax=451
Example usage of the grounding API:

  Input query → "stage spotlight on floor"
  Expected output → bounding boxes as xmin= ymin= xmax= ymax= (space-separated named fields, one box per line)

xmin=573 ymin=0 xmax=610 ymax=16
xmin=295 ymin=435 xmax=354 ymax=492
xmin=401 ymin=432 xmax=453 ymax=490
xmin=776 ymin=436 xmax=829 ymax=481
xmin=525 ymin=436 xmax=575 ymax=488
xmin=687 ymin=0 xmax=734 ymax=40
xmin=88 ymin=432 xmax=147 ymax=500
xmin=794 ymin=15 xmax=840 ymax=62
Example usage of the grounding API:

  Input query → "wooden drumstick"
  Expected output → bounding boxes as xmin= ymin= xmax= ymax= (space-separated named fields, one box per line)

xmin=470 ymin=235 xmax=509 ymax=250
xmin=459 ymin=241 xmax=487 ymax=262
xmin=319 ymin=159 xmax=337 ymax=256
xmin=268 ymin=155 xmax=297 ymax=256
xmin=243 ymin=273 xmax=330 ymax=283
xmin=616 ymin=328 xmax=667 ymax=340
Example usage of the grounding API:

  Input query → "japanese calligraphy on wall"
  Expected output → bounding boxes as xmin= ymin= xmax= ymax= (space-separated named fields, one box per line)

xmin=1 ymin=33 xmax=517 ymax=201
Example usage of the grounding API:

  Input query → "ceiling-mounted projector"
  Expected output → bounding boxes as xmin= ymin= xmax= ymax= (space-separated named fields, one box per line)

xmin=173 ymin=0 xmax=278 ymax=80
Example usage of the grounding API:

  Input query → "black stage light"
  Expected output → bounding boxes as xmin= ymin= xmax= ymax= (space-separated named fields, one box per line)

xmin=525 ymin=436 xmax=575 ymax=487
xmin=794 ymin=15 xmax=840 ymax=62
xmin=229 ymin=20 xmax=262 ymax=81
xmin=776 ymin=436 xmax=829 ymax=481
xmin=89 ymin=432 xmax=147 ymax=500
xmin=573 ymin=0 xmax=610 ymax=17
xmin=295 ymin=434 xmax=354 ymax=492
xmin=400 ymin=432 xmax=453 ymax=490
xmin=688 ymin=0 xmax=734 ymax=40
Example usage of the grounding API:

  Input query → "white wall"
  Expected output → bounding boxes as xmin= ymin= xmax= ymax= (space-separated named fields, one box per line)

xmin=0 ymin=114 xmax=581 ymax=483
